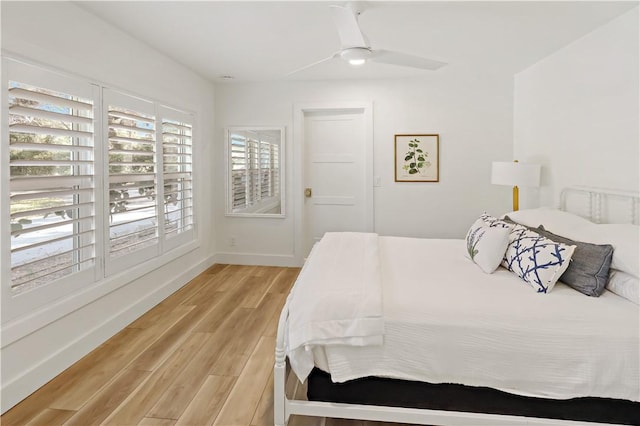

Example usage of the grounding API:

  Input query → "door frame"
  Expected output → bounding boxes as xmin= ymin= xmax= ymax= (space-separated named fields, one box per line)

xmin=293 ymin=102 xmax=374 ymax=265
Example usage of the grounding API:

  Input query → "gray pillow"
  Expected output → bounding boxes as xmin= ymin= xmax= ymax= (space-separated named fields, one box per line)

xmin=534 ymin=226 xmax=613 ymax=297
xmin=502 ymin=215 xmax=537 ymax=231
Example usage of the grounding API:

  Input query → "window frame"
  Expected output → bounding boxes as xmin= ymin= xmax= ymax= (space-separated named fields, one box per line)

xmin=225 ymin=126 xmax=285 ymax=218
xmin=2 ymin=58 xmax=198 ymax=325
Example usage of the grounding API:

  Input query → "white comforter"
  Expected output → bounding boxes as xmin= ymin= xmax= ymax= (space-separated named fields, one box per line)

xmin=285 ymin=232 xmax=384 ymax=381
xmin=289 ymin=234 xmax=640 ymax=402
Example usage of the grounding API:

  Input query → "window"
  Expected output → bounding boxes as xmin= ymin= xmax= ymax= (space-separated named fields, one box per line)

xmin=3 ymin=59 xmax=196 ymax=321
xmin=8 ymin=80 xmax=95 ymax=295
xmin=105 ymin=90 xmax=159 ymax=271
xmin=260 ymin=140 xmax=279 ymax=199
xmin=227 ymin=127 xmax=283 ymax=216
xmin=161 ymin=107 xmax=194 ymax=249
xmin=230 ymin=133 xmax=248 ymax=211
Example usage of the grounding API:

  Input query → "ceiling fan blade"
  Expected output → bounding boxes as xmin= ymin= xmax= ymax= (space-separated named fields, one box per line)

xmin=329 ymin=5 xmax=366 ymax=48
xmin=286 ymin=53 xmax=338 ymax=76
xmin=371 ymin=49 xmax=447 ymax=70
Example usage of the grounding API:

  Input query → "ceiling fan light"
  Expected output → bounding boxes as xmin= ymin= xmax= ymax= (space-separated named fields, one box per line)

xmin=349 ymin=58 xmax=366 ymax=66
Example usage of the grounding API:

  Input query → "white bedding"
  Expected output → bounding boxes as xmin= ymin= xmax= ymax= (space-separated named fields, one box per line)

xmin=286 ymin=232 xmax=384 ymax=381
xmin=306 ymin=236 xmax=640 ymax=402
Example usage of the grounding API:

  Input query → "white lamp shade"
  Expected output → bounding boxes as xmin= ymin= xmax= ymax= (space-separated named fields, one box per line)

xmin=491 ymin=162 xmax=541 ymax=187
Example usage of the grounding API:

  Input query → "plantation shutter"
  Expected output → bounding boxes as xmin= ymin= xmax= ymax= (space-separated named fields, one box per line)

xmin=270 ymin=143 xmax=280 ymax=198
xmin=105 ymin=90 xmax=158 ymax=271
xmin=160 ymin=107 xmax=194 ymax=249
xmin=8 ymin=77 xmax=96 ymax=296
xmin=260 ymin=140 xmax=271 ymax=199
xmin=230 ymin=132 xmax=248 ymax=211
xmin=247 ymin=138 xmax=260 ymax=206
xmin=3 ymin=59 xmax=199 ymax=322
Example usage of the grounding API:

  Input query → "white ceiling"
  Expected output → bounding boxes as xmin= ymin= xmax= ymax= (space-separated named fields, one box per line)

xmin=77 ymin=1 xmax=637 ymax=83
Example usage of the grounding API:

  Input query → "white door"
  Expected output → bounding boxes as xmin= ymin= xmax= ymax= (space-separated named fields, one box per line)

xmin=303 ymin=108 xmax=371 ymax=256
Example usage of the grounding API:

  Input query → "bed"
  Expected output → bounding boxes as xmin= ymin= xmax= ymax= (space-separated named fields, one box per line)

xmin=274 ymin=187 xmax=640 ymax=425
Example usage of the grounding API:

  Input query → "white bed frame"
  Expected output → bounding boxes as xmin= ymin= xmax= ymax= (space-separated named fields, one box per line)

xmin=274 ymin=186 xmax=640 ymax=426
xmin=559 ymin=186 xmax=639 ymax=225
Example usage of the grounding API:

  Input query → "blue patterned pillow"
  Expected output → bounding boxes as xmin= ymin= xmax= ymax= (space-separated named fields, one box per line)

xmin=501 ymin=225 xmax=576 ymax=293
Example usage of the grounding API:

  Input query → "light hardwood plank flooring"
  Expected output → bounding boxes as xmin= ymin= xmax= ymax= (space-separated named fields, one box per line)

xmin=2 ymin=264 xmax=409 ymax=426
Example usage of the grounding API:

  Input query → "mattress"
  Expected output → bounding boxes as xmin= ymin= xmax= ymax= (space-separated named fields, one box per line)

xmin=311 ymin=236 xmax=640 ymax=402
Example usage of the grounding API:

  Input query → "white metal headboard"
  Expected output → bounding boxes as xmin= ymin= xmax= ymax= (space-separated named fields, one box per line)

xmin=560 ymin=186 xmax=640 ymax=225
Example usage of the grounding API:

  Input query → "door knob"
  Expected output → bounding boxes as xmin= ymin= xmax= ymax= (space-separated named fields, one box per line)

xmin=304 ymin=188 xmax=312 ymax=198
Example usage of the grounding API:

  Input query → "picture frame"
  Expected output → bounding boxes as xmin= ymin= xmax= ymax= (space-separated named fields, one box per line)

xmin=394 ymin=134 xmax=439 ymax=182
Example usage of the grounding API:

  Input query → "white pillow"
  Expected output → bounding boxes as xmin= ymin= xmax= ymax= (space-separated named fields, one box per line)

xmin=607 ymin=269 xmax=639 ymax=305
xmin=502 ymin=225 xmax=576 ymax=293
xmin=575 ymin=224 xmax=639 ymax=278
xmin=503 ymin=207 xmax=592 ymax=232
xmin=465 ymin=218 xmax=511 ymax=273
xmin=480 ymin=212 xmax=512 ymax=229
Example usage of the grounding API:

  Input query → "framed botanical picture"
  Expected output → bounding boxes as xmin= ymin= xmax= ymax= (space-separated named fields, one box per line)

xmin=394 ymin=134 xmax=439 ymax=182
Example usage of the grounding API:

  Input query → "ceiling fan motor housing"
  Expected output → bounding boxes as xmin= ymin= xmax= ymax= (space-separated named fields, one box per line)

xmin=340 ymin=47 xmax=372 ymax=62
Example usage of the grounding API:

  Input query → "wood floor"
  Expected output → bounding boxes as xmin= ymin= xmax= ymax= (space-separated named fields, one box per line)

xmin=1 ymin=264 xmax=407 ymax=426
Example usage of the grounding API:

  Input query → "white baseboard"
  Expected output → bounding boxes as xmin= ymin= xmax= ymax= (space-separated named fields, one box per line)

xmin=0 ymin=255 xmax=215 ymax=414
xmin=214 ymin=252 xmax=300 ymax=267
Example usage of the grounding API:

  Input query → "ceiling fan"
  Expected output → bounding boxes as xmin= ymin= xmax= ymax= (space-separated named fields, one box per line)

xmin=288 ymin=4 xmax=447 ymax=76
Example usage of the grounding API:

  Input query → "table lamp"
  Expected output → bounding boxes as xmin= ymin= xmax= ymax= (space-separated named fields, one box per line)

xmin=491 ymin=160 xmax=541 ymax=211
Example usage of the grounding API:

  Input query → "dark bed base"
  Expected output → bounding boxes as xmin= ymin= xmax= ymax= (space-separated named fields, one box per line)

xmin=307 ymin=368 xmax=640 ymax=425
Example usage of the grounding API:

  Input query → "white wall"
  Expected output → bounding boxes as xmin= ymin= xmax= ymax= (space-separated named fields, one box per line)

xmin=514 ymin=7 xmax=639 ymax=209
xmin=214 ymin=70 xmax=515 ymax=265
xmin=1 ymin=1 xmax=215 ymax=412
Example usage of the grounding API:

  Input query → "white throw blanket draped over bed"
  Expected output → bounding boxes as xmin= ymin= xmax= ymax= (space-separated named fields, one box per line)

xmin=286 ymin=232 xmax=384 ymax=382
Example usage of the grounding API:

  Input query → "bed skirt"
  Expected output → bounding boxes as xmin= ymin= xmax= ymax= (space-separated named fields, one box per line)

xmin=307 ymin=368 xmax=640 ymax=425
